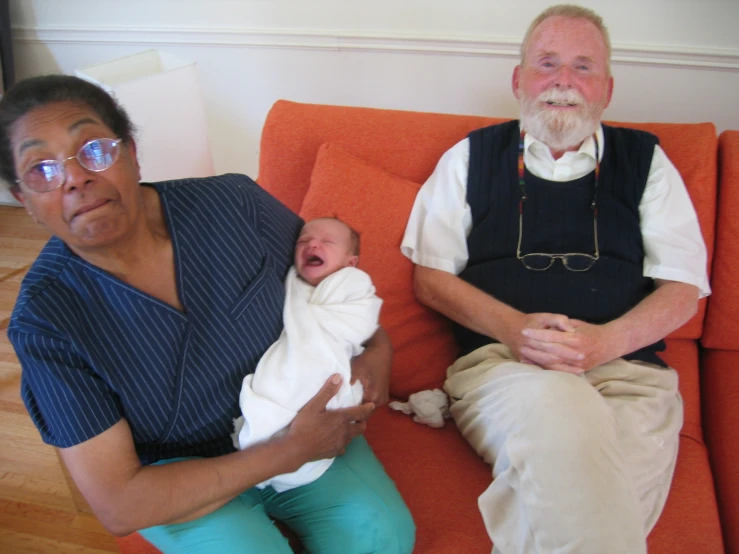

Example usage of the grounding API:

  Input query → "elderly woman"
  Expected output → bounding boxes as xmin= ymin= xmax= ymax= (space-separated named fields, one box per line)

xmin=0 ymin=75 xmax=415 ymax=554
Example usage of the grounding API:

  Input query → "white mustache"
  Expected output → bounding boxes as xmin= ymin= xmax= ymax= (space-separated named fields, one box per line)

xmin=537 ymin=88 xmax=586 ymax=106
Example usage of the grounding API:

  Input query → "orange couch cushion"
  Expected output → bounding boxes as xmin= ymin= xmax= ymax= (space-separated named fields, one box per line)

xmin=366 ymin=406 xmax=723 ymax=554
xmin=701 ymin=349 xmax=739 ymax=553
xmin=703 ymin=130 xmax=739 ymax=349
xmin=258 ymin=100 xmax=503 ymax=214
xmin=365 ymin=408 xmax=492 ymax=553
xmin=646 ymin=436 xmax=724 ymax=553
xmin=661 ymin=339 xmax=703 ymax=442
xmin=608 ymin=121 xmax=717 ymax=339
xmin=299 ymin=143 xmax=458 ymax=397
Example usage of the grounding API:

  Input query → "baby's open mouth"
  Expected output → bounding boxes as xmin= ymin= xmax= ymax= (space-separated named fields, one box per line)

xmin=306 ymin=254 xmax=324 ymax=267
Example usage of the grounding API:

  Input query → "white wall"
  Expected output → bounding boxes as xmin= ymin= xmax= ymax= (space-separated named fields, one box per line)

xmin=9 ymin=0 xmax=739 ymax=179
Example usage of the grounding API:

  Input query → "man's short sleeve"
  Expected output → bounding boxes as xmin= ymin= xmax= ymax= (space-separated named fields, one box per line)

xmin=400 ymin=139 xmax=473 ymax=275
xmin=640 ymin=146 xmax=711 ymax=297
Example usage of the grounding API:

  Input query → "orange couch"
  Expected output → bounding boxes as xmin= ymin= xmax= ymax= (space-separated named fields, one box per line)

xmin=116 ymin=102 xmax=733 ymax=553
xmin=702 ymin=130 xmax=739 ymax=554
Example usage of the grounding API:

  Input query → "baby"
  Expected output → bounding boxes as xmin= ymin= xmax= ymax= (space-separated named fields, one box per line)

xmin=234 ymin=217 xmax=382 ymax=492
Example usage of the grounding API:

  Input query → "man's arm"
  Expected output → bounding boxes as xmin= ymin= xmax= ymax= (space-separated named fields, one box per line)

xmin=417 ymin=266 xmax=698 ymax=373
xmin=351 ymin=327 xmax=393 ymax=406
xmin=521 ymin=279 xmax=699 ymax=372
xmin=60 ymin=376 xmax=374 ymax=536
xmin=413 ymin=265 xmax=578 ymax=364
xmin=522 ymin=143 xmax=707 ymax=372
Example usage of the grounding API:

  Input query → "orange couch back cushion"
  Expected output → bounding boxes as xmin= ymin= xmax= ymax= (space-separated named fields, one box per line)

xmin=300 ymin=143 xmax=459 ymax=396
xmin=258 ymin=101 xmax=717 ymax=343
xmin=703 ymin=130 xmax=739 ymax=349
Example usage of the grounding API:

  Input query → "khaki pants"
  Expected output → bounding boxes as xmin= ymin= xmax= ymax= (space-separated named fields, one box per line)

xmin=444 ymin=344 xmax=682 ymax=554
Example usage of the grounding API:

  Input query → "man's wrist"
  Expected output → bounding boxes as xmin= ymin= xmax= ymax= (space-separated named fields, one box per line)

xmin=600 ymin=319 xmax=633 ymax=362
xmin=489 ymin=309 xmax=525 ymax=347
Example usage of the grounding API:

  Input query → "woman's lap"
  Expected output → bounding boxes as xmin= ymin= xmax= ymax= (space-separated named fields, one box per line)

xmin=139 ymin=488 xmax=293 ymax=553
xmin=263 ymin=436 xmax=415 ymax=554
xmin=139 ymin=436 xmax=415 ymax=554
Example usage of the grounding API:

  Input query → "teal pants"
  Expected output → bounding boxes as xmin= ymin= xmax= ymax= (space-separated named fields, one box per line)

xmin=139 ymin=437 xmax=415 ymax=554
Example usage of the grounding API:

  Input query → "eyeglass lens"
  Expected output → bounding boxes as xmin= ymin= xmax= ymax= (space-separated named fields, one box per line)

xmin=79 ymin=139 xmax=118 ymax=170
xmin=562 ymin=254 xmax=597 ymax=271
xmin=20 ymin=138 xmax=120 ymax=192
xmin=520 ymin=254 xmax=597 ymax=272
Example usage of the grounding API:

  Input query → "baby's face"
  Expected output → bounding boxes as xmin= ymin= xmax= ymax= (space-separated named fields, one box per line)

xmin=295 ymin=219 xmax=358 ymax=286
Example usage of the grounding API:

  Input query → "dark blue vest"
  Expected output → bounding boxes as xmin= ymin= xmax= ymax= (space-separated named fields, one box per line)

xmin=456 ymin=120 xmax=666 ymax=366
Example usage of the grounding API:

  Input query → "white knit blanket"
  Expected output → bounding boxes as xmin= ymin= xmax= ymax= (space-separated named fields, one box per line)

xmin=235 ymin=266 xmax=382 ymax=491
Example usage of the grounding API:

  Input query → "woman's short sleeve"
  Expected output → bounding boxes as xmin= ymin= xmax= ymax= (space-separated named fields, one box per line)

xmin=11 ymin=329 xmax=122 ymax=447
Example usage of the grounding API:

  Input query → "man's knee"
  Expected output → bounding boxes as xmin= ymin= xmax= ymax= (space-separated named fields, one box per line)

xmin=523 ymin=371 xmax=609 ymax=418
xmin=505 ymin=373 xmax=618 ymax=454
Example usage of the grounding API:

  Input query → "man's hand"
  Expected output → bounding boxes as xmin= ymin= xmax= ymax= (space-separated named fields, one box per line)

xmin=350 ymin=328 xmax=392 ymax=407
xmin=518 ymin=281 xmax=700 ymax=374
xmin=519 ymin=319 xmax=624 ymax=374
xmin=499 ymin=312 xmax=579 ymax=370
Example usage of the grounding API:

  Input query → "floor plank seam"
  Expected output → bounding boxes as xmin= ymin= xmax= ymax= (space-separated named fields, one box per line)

xmin=0 ymin=265 xmax=31 ymax=285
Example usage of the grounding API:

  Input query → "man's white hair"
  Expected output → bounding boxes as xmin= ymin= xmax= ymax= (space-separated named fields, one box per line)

xmin=521 ymin=4 xmax=612 ymax=76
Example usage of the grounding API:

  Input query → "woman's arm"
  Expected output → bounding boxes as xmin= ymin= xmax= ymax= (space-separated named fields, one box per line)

xmin=60 ymin=375 xmax=374 ymax=536
xmin=351 ymin=327 xmax=393 ymax=406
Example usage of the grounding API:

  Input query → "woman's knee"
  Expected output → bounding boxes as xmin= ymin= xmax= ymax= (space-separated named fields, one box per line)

xmin=271 ymin=436 xmax=415 ymax=554
xmin=380 ymin=497 xmax=416 ymax=554
xmin=307 ymin=498 xmax=415 ymax=554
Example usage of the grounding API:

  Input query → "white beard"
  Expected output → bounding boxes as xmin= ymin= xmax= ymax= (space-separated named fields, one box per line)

xmin=519 ymin=88 xmax=606 ymax=152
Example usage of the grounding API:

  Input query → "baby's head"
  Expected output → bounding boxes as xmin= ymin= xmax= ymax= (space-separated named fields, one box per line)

xmin=295 ymin=217 xmax=360 ymax=286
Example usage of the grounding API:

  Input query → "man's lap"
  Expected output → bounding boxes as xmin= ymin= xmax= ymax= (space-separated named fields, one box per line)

xmin=443 ymin=342 xmax=682 ymax=534
xmin=443 ymin=343 xmax=681 ymax=450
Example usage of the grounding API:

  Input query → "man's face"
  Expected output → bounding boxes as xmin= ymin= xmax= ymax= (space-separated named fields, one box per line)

xmin=513 ymin=15 xmax=614 ymax=152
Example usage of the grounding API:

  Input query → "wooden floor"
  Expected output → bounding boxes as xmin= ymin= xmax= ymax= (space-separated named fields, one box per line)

xmin=0 ymin=205 xmax=120 ymax=553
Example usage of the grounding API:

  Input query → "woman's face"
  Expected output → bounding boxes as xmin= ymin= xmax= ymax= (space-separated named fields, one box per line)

xmin=11 ymin=101 xmax=143 ymax=252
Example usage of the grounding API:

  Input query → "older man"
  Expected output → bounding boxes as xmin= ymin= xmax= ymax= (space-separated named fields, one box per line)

xmin=401 ymin=4 xmax=710 ymax=554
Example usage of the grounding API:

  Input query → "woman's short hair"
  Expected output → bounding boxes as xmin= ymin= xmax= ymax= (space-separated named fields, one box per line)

xmin=0 ymin=74 xmax=136 ymax=188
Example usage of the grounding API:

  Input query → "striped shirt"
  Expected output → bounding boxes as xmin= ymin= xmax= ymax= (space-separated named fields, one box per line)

xmin=8 ymin=174 xmax=302 ymax=464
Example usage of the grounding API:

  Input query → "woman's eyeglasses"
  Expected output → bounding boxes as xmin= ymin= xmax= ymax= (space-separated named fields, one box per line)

xmin=516 ymin=130 xmax=600 ymax=272
xmin=17 ymin=138 xmax=121 ymax=193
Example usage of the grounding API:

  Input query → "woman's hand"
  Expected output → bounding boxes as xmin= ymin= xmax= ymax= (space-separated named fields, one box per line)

xmin=351 ymin=327 xmax=393 ymax=407
xmin=286 ymin=374 xmax=375 ymax=465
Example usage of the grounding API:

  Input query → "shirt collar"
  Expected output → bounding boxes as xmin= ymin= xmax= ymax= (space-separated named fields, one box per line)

xmin=523 ymin=123 xmax=604 ymax=162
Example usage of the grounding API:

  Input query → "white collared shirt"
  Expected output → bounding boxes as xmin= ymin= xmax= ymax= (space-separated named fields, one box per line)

xmin=400 ymin=125 xmax=711 ymax=298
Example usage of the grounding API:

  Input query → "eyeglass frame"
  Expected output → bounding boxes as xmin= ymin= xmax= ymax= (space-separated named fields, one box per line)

xmin=516 ymin=130 xmax=600 ymax=272
xmin=15 ymin=137 xmax=122 ymax=193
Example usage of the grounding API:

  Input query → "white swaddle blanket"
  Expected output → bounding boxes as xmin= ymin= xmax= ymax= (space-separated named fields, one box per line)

xmin=235 ymin=265 xmax=382 ymax=492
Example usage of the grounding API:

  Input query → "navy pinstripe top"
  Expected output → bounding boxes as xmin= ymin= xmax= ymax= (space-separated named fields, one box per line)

xmin=8 ymin=174 xmax=302 ymax=464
